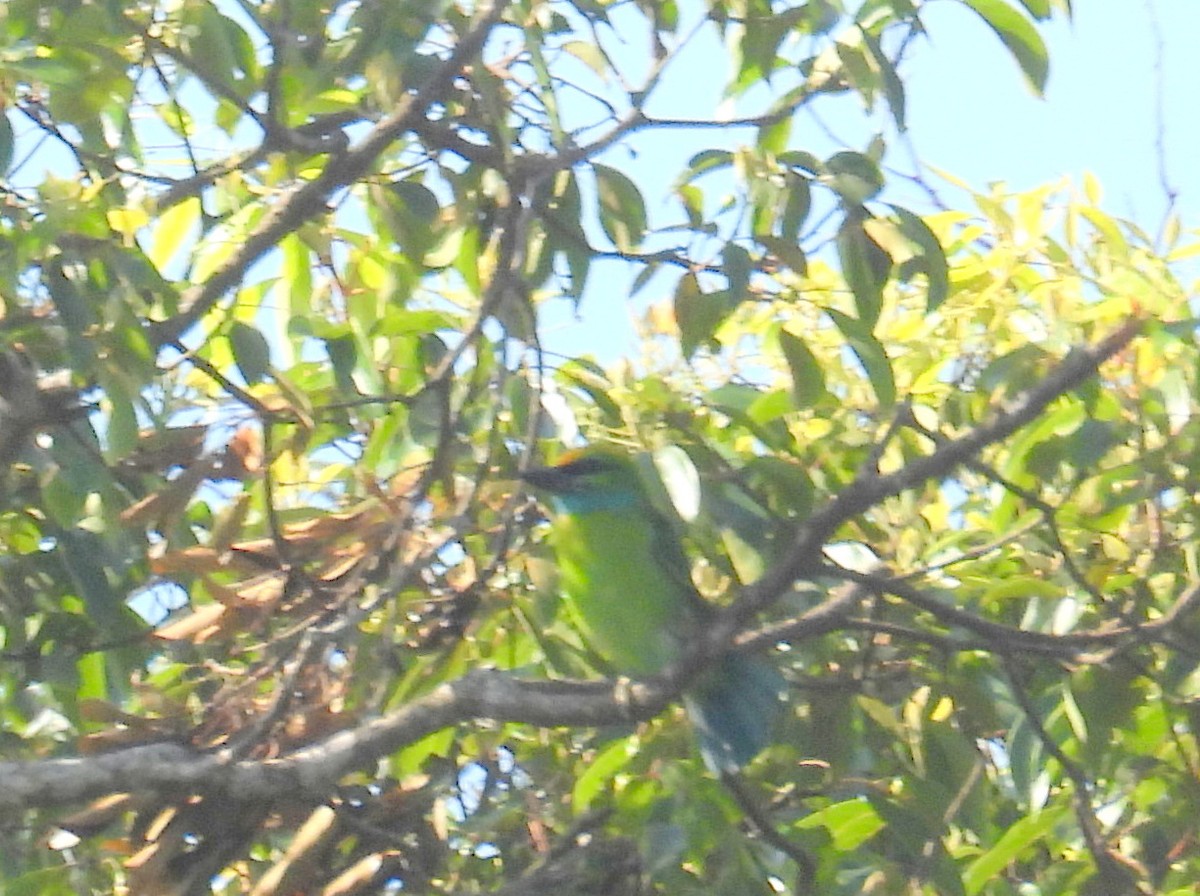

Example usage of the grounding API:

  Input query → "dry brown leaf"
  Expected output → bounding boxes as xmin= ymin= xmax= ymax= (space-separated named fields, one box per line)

xmin=322 ymin=851 xmax=399 ymax=896
xmin=205 ymin=572 xmax=285 ymax=608
xmin=225 ymin=424 xmax=263 ymax=475
xmin=153 ymin=603 xmax=227 ymax=642
xmin=150 ymin=546 xmax=221 ymax=577
xmin=318 ymin=550 xmax=366 ymax=582
xmin=57 ymin=793 xmax=138 ymax=837
xmin=119 ymin=463 xmax=209 ymax=527
xmin=120 ymin=425 xmax=207 ymax=472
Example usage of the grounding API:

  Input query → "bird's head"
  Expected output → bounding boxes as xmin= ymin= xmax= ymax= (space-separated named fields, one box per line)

xmin=520 ymin=446 xmax=646 ymax=514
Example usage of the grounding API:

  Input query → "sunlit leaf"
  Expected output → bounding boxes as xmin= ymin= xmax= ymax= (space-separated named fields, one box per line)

xmin=794 ymin=798 xmax=886 ymax=851
xmin=963 ymin=807 xmax=1069 ymax=895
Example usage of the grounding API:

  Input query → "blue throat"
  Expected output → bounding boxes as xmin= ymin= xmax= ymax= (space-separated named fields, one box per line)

xmin=552 ymin=488 xmax=641 ymax=515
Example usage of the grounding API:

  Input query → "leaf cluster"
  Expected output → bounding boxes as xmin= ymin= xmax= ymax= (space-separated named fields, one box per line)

xmin=0 ymin=1 xmax=1197 ymax=895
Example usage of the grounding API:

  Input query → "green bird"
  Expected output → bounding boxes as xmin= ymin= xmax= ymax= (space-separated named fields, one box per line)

xmin=521 ymin=446 xmax=783 ymax=772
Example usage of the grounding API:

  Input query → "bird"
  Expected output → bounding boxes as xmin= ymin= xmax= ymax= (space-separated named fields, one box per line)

xmin=520 ymin=445 xmax=784 ymax=772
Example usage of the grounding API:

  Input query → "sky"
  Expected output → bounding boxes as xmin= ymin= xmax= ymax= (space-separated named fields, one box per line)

xmin=906 ymin=1 xmax=1200 ymax=231
xmin=545 ymin=0 xmax=1200 ymax=359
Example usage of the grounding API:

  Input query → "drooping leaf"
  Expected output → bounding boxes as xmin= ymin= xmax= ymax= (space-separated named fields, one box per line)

xmin=229 ymin=321 xmax=271 ymax=384
xmin=675 ymin=274 xmax=732 ymax=357
xmin=722 ymin=242 xmax=752 ymax=299
xmin=594 ymin=163 xmax=647 ymax=251
xmin=827 ymin=307 xmax=896 ymax=407
xmin=961 ymin=0 xmax=1050 ymax=94
xmin=778 ymin=328 xmax=827 ymax=408
xmin=779 ymin=172 xmax=812 ymax=243
xmin=836 ymin=217 xmax=890 ymax=327
xmin=889 ymin=205 xmax=950 ymax=312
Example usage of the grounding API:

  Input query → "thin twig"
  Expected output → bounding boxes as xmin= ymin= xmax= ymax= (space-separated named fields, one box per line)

xmin=1002 ymin=659 xmax=1149 ymax=891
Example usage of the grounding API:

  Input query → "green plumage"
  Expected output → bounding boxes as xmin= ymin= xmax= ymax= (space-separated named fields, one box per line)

xmin=522 ymin=447 xmax=782 ymax=771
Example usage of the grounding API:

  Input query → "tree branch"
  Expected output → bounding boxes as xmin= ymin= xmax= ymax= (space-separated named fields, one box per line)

xmin=0 ymin=322 xmax=1147 ymax=818
xmin=737 ymin=319 xmax=1142 ymax=619
xmin=147 ymin=0 xmax=512 ymax=347
xmin=0 ymin=670 xmax=670 ymax=813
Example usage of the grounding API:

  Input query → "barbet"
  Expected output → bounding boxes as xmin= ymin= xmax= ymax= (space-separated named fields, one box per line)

xmin=521 ymin=446 xmax=783 ymax=772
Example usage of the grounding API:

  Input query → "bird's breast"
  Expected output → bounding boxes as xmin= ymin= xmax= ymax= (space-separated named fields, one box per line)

xmin=551 ymin=509 xmax=688 ymax=675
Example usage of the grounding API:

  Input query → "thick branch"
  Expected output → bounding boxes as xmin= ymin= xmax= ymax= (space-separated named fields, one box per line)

xmin=0 ymin=671 xmax=667 ymax=813
xmin=0 ymin=576 xmax=868 ymax=812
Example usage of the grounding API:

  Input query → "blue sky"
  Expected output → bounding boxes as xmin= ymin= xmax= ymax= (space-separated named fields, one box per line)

xmin=545 ymin=0 xmax=1199 ymax=359
xmin=907 ymin=1 xmax=1199 ymax=231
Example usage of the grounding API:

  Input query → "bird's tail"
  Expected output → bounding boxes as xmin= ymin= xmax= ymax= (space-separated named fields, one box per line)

xmin=684 ymin=652 xmax=785 ymax=773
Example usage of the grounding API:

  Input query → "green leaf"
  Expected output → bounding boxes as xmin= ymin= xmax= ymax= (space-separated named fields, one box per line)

xmin=557 ymin=358 xmax=623 ymax=426
xmin=406 ymin=384 xmax=448 ymax=447
xmin=0 ymin=112 xmax=13 ymax=175
xmin=861 ymin=27 xmax=906 ymax=130
xmin=56 ymin=529 xmax=139 ymax=638
xmin=678 ymin=149 xmax=734 ymax=186
xmin=179 ymin=3 xmax=257 ymax=99
xmin=756 ymin=114 xmax=791 ymax=155
xmin=148 ymin=196 xmax=200 ymax=272
xmin=963 ymin=807 xmax=1068 ymax=895
xmin=561 ymin=39 xmax=609 ymax=79
xmin=836 ymin=217 xmax=890 ymax=327
xmin=594 ymin=163 xmax=647 ymax=251
xmin=1017 ymin=0 xmax=1052 ymax=19
xmin=757 ymin=235 xmax=808 ymax=275
xmin=76 ymin=650 xmax=108 ymax=702
xmin=5 ymin=866 xmax=74 ymax=896
xmin=324 ymin=334 xmax=359 ymax=394
xmin=705 ymin=384 xmax=791 ymax=449
xmin=889 ymin=205 xmax=949 ymax=311
xmin=229 ymin=321 xmax=271 ymax=384
xmin=824 ymin=150 xmax=885 ymax=204
xmin=722 ymin=242 xmax=752 ymax=298
xmin=778 ymin=328 xmax=827 ymax=408
xmin=961 ymin=0 xmax=1050 ymax=94
xmin=97 ymin=371 xmax=139 ymax=461
xmin=779 ymin=172 xmax=812 ymax=242
xmin=708 ymin=481 xmax=774 ymax=581
xmin=573 ymin=738 xmax=634 ymax=812
xmin=651 ymin=445 xmax=701 ymax=521
xmin=674 ymin=274 xmax=732 ymax=357
xmin=0 ymin=512 xmax=42 ymax=554
xmin=794 ymin=798 xmax=886 ymax=851
xmin=1079 ymin=206 xmax=1130 ymax=261
xmin=779 ymin=149 xmax=822 ymax=174
xmin=374 ymin=180 xmax=442 ymax=261
xmin=827 ymin=308 xmax=896 ymax=407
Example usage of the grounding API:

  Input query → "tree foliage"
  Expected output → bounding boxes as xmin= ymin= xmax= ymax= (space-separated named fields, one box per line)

xmin=0 ymin=0 xmax=1197 ymax=894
